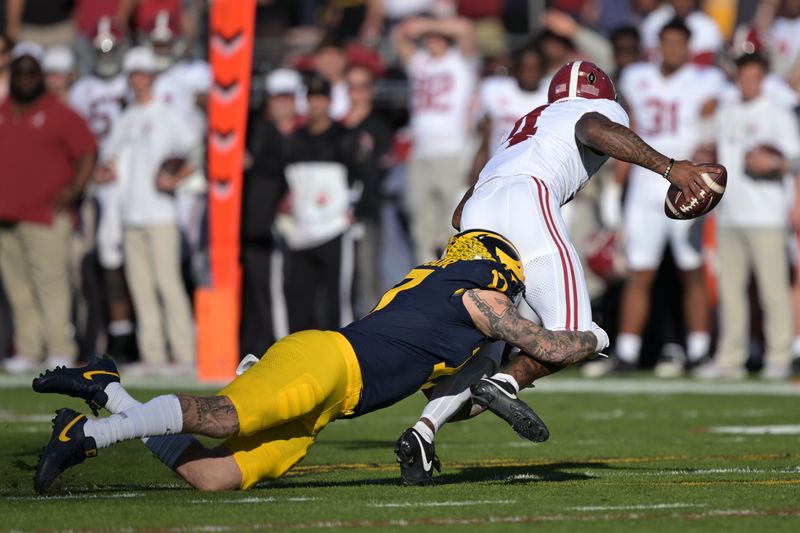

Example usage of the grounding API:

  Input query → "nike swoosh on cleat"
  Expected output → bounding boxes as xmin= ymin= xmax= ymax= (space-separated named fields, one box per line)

xmin=484 ymin=379 xmax=517 ymax=400
xmin=82 ymin=370 xmax=120 ymax=381
xmin=58 ymin=414 xmax=85 ymax=442
xmin=411 ymin=432 xmax=433 ymax=472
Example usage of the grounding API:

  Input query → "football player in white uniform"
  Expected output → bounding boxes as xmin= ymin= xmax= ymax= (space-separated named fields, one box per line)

xmin=392 ymin=15 xmax=477 ymax=263
xmin=69 ymin=25 xmax=134 ymax=356
xmin=470 ymin=44 xmax=548 ymax=181
xmin=395 ymin=59 xmax=719 ymax=484
xmin=584 ymin=18 xmax=727 ymax=378
xmin=148 ymin=12 xmax=210 ymax=265
xmin=640 ymin=0 xmax=723 ymax=65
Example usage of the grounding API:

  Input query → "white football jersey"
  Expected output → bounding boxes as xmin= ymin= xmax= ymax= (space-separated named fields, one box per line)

xmin=479 ymin=76 xmax=548 ymax=152
xmin=619 ymin=62 xmax=726 ymax=160
xmin=769 ymin=16 xmax=800 ymax=78
xmin=640 ymin=5 xmax=723 ymax=62
xmin=476 ymin=98 xmax=630 ymax=206
xmin=68 ymin=74 xmax=127 ymax=149
xmin=408 ymin=49 xmax=476 ymax=157
xmin=154 ymin=59 xmax=211 ymax=138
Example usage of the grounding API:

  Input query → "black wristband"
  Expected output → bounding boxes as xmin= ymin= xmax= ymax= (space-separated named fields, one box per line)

xmin=662 ymin=158 xmax=675 ymax=180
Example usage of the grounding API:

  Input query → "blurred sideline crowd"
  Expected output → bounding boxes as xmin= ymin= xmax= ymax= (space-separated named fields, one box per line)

xmin=1 ymin=0 xmax=800 ymax=381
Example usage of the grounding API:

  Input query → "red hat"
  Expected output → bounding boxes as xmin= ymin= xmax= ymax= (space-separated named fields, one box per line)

xmin=547 ymin=60 xmax=617 ymax=103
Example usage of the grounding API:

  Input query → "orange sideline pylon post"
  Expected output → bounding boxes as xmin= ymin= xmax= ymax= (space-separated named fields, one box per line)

xmin=196 ymin=0 xmax=256 ymax=382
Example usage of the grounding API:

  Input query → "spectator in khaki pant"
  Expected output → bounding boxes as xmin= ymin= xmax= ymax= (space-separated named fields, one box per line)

xmin=0 ymin=43 xmax=96 ymax=373
xmin=99 ymin=46 xmax=196 ymax=375
xmin=695 ymin=54 xmax=800 ymax=381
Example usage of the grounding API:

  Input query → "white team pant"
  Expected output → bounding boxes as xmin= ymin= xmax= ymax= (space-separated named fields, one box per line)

xmin=623 ymin=167 xmax=703 ymax=272
xmin=95 ymin=182 xmax=124 ymax=270
xmin=461 ymin=175 xmax=592 ymax=331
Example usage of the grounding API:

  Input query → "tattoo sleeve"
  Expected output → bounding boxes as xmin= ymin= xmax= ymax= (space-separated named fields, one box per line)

xmin=577 ymin=112 xmax=669 ymax=175
xmin=178 ymin=395 xmax=240 ymax=438
xmin=466 ymin=290 xmax=597 ymax=365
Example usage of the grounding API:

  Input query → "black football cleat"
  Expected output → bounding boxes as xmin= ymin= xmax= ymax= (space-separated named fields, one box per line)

xmin=470 ymin=377 xmax=550 ymax=442
xmin=395 ymin=428 xmax=441 ymax=486
xmin=34 ymin=408 xmax=97 ymax=493
xmin=32 ymin=355 xmax=120 ymax=416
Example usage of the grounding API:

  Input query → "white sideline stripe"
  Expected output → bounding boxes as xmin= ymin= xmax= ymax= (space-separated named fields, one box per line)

xmin=0 ymin=411 xmax=52 ymax=422
xmin=526 ymin=378 xmax=800 ymax=396
xmin=2 ymin=375 xmax=799 ymax=395
xmin=569 ymin=503 xmax=706 ymax=511
xmin=189 ymin=497 xmax=319 ymax=504
xmin=368 ymin=500 xmax=516 ymax=508
xmin=708 ymin=425 xmax=800 ymax=435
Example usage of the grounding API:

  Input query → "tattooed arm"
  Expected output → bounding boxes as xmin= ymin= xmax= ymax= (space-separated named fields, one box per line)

xmin=575 ymin=111 xmax=717 ymax=201
xmin=178 ymin=395 xmax=240 ymax=438
xmin=462 ymin=289 xmax=598 ymax=365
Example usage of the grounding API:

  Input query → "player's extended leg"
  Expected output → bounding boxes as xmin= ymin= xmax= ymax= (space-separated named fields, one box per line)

xmin=34 ymin=355 xmax=246 ymax=491
xmin=421 ymin=177 xmax=588 ymax=446
xmin=395 ymin=342 xmax=504 ymax=485
xmin=469 ymin=177 xmax=593 ymax=408
xmin=34 ymin=330 xmax=361 ymax=492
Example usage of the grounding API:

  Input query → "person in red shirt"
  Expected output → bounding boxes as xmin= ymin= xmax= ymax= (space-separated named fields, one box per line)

xmin=0 ymin=43 xmax=96 ymax=374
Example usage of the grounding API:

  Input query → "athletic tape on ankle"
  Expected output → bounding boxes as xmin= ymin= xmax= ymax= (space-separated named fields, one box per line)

xmin=144 ymin=434 xmax=198 ymax=469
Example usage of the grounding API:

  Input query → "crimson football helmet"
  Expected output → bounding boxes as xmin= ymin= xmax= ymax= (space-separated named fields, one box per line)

xmin=547 ymin=61 xmax=617 ymax=103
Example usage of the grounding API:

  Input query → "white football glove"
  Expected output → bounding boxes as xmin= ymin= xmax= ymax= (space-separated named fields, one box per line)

xmin=590 ymin=322 xmax=610 ymax=355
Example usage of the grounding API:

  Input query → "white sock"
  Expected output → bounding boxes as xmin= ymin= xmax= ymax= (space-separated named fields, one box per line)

xmin=108 ymin=320 xmax=134 ymax=336
xmin=792 ymin=337 xmax=800 ymax=359
xmin=616 ymin=333 xmax=641 ymax=363
xmin=412 ymin=420 xmax=435 ymax=443
xmin=491 ymin=372 xmax=520 ymax=394
xmin=104 ymin=382 xmax=140 ymax=414
xmin=418 ymin=388 xmax=472 ymax=434
xmin=84 ymin=394 xmax=183 ymax=449
xmin=686 ymin=331 xmax=710 ymax=362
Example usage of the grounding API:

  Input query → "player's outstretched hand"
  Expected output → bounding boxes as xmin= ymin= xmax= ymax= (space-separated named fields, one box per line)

xmin=665 ymin=160 xmax=715 ymax=201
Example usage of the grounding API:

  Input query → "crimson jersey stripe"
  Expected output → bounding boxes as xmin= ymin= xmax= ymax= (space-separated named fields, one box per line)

xmin=533 ymin=178 xmax=573 ymax=329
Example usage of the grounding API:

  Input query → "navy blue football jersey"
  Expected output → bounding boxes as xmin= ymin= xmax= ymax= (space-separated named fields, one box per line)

xmin=340 ymin=258 xmax=506 ymax=416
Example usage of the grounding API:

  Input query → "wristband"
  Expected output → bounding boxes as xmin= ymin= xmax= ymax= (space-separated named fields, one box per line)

xmin=662 ymin=158 xmax=675 ymax=180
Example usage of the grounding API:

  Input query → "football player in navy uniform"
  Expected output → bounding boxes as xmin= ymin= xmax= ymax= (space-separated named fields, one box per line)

xmin=32 ymin=229 xmax=607 ymax=492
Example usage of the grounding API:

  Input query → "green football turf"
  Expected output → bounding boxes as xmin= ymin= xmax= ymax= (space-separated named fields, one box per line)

xmin=1 ymin=373 xmax=799 ymax=532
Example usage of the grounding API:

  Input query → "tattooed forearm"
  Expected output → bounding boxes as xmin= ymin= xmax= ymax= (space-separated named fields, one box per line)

xmin=576 ymin=113 xmax=669 ymax=175
xmin=466 ymin=290 xmax=597 ymax=365
xmin=178 ymin=394 xmax=240 ymax=438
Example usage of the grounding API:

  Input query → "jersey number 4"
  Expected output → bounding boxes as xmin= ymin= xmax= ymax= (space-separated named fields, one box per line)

xmin=505 ymin=104 xmax=549 ymax=147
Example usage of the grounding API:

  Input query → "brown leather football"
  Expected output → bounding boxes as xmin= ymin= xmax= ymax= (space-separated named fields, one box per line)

xmin=664 ymin=163 xmax=727 ymax=220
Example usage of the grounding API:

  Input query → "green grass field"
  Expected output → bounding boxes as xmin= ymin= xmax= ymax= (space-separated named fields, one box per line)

xmin=1 ymin=373 xmax=800 ymax=532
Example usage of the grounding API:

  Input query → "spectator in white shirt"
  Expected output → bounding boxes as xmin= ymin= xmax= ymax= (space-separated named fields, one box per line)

xmin=392 ymin=15 xmax=477 ymax=263
xmin=696 ymin=53 xmax=800 ymax=380
xmin=99 ymin=46 xmax=197 ymax=375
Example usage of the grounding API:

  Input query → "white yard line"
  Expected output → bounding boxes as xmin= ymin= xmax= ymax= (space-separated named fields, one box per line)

xmin=5 ymin=492 xmax=144 ymax=501
xmin=368 ymin=500 xmax=516 ymax=508
xmin=707 ymin=425 xmax=800 ymax=435
xmin=568 ymin=503 xmax=706 ymax=511
xmin=188 ymin=497 xmax=320 ymax=504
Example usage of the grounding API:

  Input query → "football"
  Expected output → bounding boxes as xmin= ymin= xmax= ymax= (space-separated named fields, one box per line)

xmin=664 ymin=163 xmax=727 ymax=220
